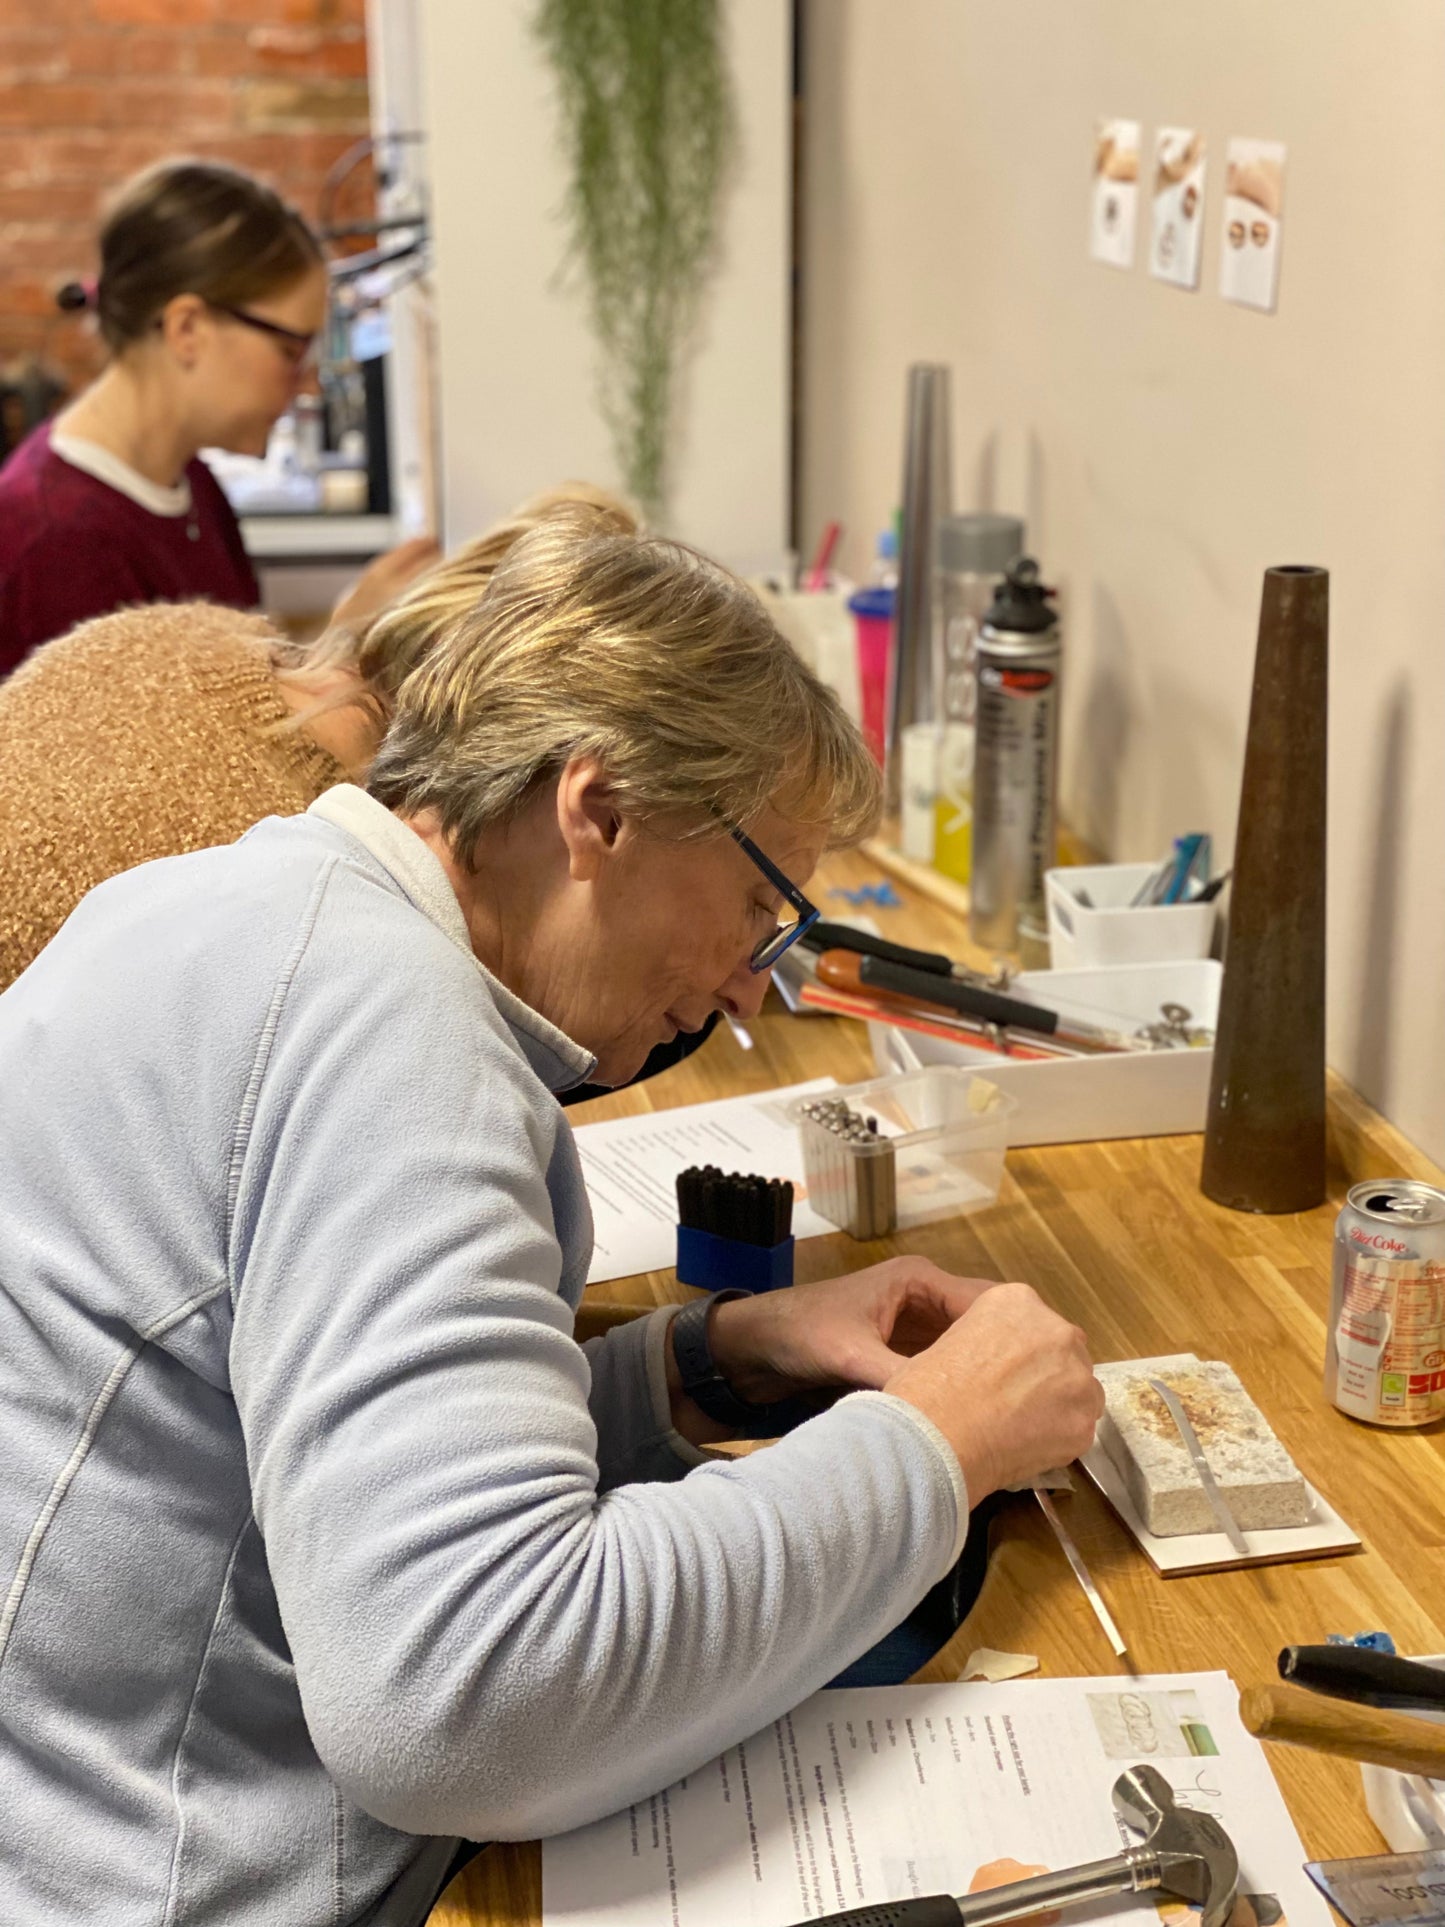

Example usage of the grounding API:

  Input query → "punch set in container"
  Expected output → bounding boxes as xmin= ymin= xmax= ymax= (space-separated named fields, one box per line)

xmin=791 ymin=1067 xmax=1014 ymax=1240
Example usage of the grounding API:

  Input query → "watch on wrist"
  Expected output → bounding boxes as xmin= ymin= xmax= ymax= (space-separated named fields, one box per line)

xmin=670 ymin=1294 xmax=821 ymax=1438
xmin=670 ymin=1292 xmax=757 ymax=1429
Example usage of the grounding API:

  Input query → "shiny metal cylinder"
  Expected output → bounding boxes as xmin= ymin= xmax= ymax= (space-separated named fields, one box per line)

xmin=885 ymin=364 xmax=952 ymax=815
xmin=969 ymin=597 xmax=1061 ymax=957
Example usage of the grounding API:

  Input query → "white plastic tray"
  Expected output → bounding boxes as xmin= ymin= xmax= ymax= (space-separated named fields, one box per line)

xmin=869 ymin=959 xmax=1223 ymax=1147
xmin=1046 ymin=863 xmax=1217 ymax=969
xmin=1361 ymin=1655 xmax=1445 ymax=1849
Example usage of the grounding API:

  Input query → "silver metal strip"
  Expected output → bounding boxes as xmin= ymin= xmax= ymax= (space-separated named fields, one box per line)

xmin=1147 ymin=1375 xmax=1251 ymax=1557
xmin=1034 ymin=1486 xmax=1129 ymax=1658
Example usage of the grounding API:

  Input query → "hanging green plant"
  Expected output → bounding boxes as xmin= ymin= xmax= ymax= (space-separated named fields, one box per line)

xmin=534 ymin=0 xmax=734 ymax=520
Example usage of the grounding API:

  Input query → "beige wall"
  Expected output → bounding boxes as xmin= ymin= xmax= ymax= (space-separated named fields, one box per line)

xmin=801 ymin=0 xmax=1445 ymax=1163
xmin=419 ymin=0 xmax=791 ymax=575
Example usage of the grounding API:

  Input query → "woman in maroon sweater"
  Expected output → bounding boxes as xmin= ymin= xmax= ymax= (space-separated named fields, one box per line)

xmin=0 ymin=160 xmax=425 ymax=679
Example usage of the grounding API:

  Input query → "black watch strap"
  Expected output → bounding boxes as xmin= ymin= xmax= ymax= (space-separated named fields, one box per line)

xmin=671 ymin=1292 xmax=756 ymax=1429
xmin=670 ymin=1295 xmax=823 ymax=1438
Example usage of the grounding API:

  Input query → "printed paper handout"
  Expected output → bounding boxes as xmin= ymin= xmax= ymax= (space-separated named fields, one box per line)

xmin=543 ymin=1670 xmax=1333 ymax=1927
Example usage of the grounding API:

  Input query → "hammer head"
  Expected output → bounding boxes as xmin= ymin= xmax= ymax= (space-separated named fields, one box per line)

xmin=1112 ymin=1764 xmax=1240 ymax=1927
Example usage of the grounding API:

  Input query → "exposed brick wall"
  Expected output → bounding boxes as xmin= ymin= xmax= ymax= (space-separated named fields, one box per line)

xmin=0 ymin=0 xmax=371 ymax=400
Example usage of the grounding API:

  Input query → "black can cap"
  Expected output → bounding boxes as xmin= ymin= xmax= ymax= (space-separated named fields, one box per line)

xmin=984 ymin=556 xmax=1056 ymax=635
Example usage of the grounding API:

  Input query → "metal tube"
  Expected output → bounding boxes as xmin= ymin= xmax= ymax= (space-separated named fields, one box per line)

xmin=952 ymin=1850 xmax=1161 ymax=1926
xmin=886 ymin=364 xmax=952 ymax=814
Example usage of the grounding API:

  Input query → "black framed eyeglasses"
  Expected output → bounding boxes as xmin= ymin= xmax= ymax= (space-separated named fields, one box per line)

xmin=729 ymin=826 xmax=820 ymax=973
xmin=209 ymin=303 xmax=317 ymax=368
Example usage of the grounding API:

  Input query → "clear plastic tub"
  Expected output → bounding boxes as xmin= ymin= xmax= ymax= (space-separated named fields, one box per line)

xmin=788 ymin=1068 xmax=1015 ymax=1239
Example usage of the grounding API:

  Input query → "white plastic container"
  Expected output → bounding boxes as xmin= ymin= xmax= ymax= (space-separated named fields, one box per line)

xmin=1360 ymin=1654 xmax=1445 ymax=1849
xmin=785 ymin=1067 xmax=1015 ymax=1237
xmin=1046 ymin=863 xmax=1216 ymax=969
xmin=868 ymin=959 xmax=1223 ymax=1148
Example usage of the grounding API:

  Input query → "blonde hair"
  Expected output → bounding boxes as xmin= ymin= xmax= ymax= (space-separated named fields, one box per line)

xmin=367 ymin=513 xmax=882 ymax=862
xmin=271 ymin=482 xmax=638 ymax=733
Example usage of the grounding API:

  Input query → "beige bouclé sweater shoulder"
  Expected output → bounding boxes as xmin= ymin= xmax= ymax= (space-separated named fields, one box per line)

xmin=0 ymin=602 xmax=347 ymax=989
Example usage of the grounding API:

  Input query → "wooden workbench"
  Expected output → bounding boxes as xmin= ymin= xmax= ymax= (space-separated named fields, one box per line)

xmin=432 ymin=847 xmax=1445 ymax=1927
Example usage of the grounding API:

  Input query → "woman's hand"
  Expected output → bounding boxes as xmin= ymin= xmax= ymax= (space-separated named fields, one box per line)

xmin=707 ymin=1256 xmax=998 ymax=1405
xmin=705 ymin=1263 xmax=1102 ymax=1500
xmin=885 ymin=1281 xmax=1103 ymax=1499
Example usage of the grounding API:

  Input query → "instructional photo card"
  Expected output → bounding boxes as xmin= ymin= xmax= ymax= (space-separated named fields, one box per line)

xmin=1220 ymin=137 xmax=1286 ymax=311
xmin=1091 ymin=118 xmax=1141 ymax=268
xmin=1150 ymin=127 xmax=1207 ymax=289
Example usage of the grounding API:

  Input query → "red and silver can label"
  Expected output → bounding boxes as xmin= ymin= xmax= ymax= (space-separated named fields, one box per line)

xmin=1326 ymin=1179 xmax=1445 ymax=1427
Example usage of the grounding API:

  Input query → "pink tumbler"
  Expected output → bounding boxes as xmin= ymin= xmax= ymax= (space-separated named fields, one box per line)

xmin=848 ymin=584 xmax=895 ymax=766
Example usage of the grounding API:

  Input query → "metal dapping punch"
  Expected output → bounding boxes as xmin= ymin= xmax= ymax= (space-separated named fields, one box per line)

xmin=794 ymin=1763 xmax=1240 ymax=1927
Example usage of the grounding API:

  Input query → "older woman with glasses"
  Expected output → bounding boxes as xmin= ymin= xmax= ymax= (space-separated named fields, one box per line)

xmin=0 ymin=514 xmax=1102 ymax=1925
xmin=0 ymin=158 xmax=432 ymax=677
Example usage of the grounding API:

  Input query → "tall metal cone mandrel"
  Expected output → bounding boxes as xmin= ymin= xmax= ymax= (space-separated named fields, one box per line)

xmin=1201 ymin=565 xmax=1328 ymax=1213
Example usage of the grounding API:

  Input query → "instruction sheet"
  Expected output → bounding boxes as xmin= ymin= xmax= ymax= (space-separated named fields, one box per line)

xmin=543 ymin=1670 xmax=1331 ymax=1927
xmin=575 ymin=1079 xmax=836 ymax=1284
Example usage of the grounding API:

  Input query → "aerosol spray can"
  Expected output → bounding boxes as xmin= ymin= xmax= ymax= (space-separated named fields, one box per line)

xmin=969 ymin=558 xmax=1060 ymax=960
xmin=1326 ymin=1180 xmax=1445 ymax=1427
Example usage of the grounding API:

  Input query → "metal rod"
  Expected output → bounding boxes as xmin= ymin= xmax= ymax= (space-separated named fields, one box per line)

xmin=953 ymin=1850 xmax=1161 ymax=1926
xmin=1034 ymin=1488 xmax=1129 ymax=1657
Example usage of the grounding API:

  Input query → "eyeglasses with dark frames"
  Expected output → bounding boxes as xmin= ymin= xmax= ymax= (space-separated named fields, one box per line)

xmin=209 ymin=303 xmax=317 ymax=368
xmin=729 ymin=825 xmax=820 ymax=973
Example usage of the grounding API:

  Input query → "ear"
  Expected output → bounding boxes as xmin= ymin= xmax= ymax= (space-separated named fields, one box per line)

xmin=554 ymin=755 xmax=627 ymax=882
xmin=158 ymin=293 xmax=212 ymax=370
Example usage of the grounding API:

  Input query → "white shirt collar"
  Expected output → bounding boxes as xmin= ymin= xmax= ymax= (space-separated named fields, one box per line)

xmin=306 ymin=784 xmax=596 ymax=1091
xmin=50 ymin=432 xmax=194 ymax=518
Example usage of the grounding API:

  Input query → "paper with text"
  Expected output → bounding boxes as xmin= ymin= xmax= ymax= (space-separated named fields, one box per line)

xmin=543 ymin=1671 xmax=1331 ymax=1927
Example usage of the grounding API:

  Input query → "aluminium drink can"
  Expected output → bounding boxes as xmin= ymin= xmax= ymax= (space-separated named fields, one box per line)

xmin=1325 ymin=1179 xmax=1445 ymax=1427
xmin=969 ymin=557 xmax=1061 ymax=958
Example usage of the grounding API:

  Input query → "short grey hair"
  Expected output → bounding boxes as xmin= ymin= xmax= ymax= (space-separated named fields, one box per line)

xmin=366 ymin=511 xmax=882 ymax=863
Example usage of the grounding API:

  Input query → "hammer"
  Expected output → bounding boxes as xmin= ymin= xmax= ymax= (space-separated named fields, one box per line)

xmin=795 ymin=1763 xmax=1240 ymax=1927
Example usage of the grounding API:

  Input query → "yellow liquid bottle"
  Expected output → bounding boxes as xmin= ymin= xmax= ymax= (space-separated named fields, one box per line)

xmin=933 ymin=722 xmax=974 ymax=883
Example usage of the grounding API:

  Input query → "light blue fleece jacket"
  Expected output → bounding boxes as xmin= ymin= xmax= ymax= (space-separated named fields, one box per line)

xmin=0 ymin=785 xmax=966 ymax=1926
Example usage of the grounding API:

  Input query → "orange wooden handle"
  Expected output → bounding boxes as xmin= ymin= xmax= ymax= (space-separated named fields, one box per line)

xmin=1239 ymin=1681 xmax=1445 ymax=1775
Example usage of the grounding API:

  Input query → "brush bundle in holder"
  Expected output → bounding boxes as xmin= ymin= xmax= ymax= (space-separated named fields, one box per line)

xmin=675 ymin=1166 xmax=795 ymax=1294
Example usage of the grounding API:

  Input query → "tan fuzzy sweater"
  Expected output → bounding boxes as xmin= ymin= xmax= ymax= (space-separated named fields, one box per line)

xmin=0 ymin=603 xmax=347 ymax=990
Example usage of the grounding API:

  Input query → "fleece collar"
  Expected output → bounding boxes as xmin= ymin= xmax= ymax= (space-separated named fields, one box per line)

xmin=306 ymin=785 xmax=597 ymax=1092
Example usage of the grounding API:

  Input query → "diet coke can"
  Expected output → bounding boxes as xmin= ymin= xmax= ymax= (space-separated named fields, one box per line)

xmin=1326 ymin=1180 xmax=1445 ymax=1427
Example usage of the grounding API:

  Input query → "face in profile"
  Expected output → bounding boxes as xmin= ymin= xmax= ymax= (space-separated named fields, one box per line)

xmin=193 ymin=263 xmax=329 ymax=457
xmin=571 ymin=808 xmax=825 ymax=1087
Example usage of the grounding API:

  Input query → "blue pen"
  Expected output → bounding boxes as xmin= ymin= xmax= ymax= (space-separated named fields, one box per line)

xmin=1162 ymin=833 xmax=1206 ymax=904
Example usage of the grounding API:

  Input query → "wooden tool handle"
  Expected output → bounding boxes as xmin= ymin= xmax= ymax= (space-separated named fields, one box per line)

xmin=1240 ymin=1681 xmax=1445 ymax=1775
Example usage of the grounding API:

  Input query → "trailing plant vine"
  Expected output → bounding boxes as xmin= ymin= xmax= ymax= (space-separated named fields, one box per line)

xmin=534 ymin=0 xmax=734 ymax=519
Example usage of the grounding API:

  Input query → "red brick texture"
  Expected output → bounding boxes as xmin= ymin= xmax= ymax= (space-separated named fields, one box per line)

xmin=0 ymin=0 xmax=371 ymax=394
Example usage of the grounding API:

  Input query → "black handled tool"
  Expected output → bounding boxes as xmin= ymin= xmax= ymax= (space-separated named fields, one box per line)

xmin=854 ymin=955 xmax=1129 ymax=1053
xmin=802 ymin=921 xmax=969 ymax=980
xmin=1279 ymin=1645 xmax=1445 ymax=1714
